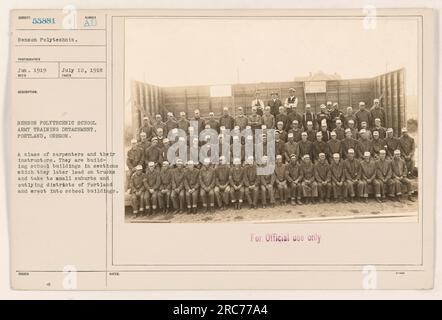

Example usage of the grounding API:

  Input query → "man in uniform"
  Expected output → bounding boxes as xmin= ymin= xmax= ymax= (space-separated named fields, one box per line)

xmin=399 ymin=127 xmax=416 ymax=177
xmin=268 ymin=91 xmax=283 ymax=116
xmin=184 ymin=160 xmax=200 ymax=213
xmin=284 ymin=133 xmax=299 ymax=162
xmin=342 ymin=129 xmax=360 ymax=159
xmin=192 ymin=109 xmax=206 ymax=136
xmin=360 ymin=121 xmax=372 ymax=139
xmin=164 ymin=112 xmax=178 ymax=135
xmin=234 ymin=107 xmax=248 ymax=131
xmin=287 ymin=103 xmax=303 ymax=128
xmin=127 ymin=138 xmax=144 ymax=173
xmin=375 ymin=150 xmax=393 ymax=201
xmin=344 ymin=106 xmax=357 ymax=128
xmin=391 ymin=149 xmax=415 ymax=202
xmin=206 ymin=111 xmax=220 ymax=133
xmin=371 ymin=130 xmax=385 ymax=159
xmin=177 ymin=111 xmax=190 ymax=135
xmin=143 ymin=161 xmax=161 ymax=214
xmin=327 ymin=131 xmax=342 ymax=161
xmin=171 ymin=159 xmax=186 ymax=213
xmin=333 ymin=119 xmax=346 ymax=140
xmin=275 ymin=106 xmax=289 ymax=131
xmin=219 ymin=107 xmax=234 ymax=131
xmin=158 ymin=161 xmax=173 ymax=213
xmin=347 ymin=119 xmax=359 ymax=139
xmin=214 ymin=156 xmax=231 ymax=210
xmin=343 ymin=148 xmax=363 ymax=202
xmin=302 ymin=104 xmax=316 ymax=130
xmin=139 ymin=116 xmax=155 ymax=141
xmin=357 ymin=129 xmax=373 ymax=158
xmin=373 ymin=118 xmax=386 ymax=139
xmin=370 ymin=99 xmax=386 ymax=128
xmin=145 ymin=137 xmax=163 ymax=165
xmin=262 ymin=106 xmax=275 ymax=129
xmin=244 ymin=156 xmax=259 ymax=209
xmin=248 ymin=106 xmax=263 ymax=133
xmin=314 ymin=153 xmax=331 ymax=203
xmin=199 ymin=158 xmax=216 ymax=212
xmin=137 ymin=132 xmax=150 ymax=156
xmin=355 ymin=101 xmax=372 ymax=130
xmin=259 ymin=156 xmax=276 ymax=208
xmin=153 ymin=114 xmax=166 ymax=136
xmin=319 ymin=122 xmax=331 ymax=142
xmin=229 ymin=158 xmax=245 ymax=210
xmin=129 ymin=165 xmax=145 ymax=217
xmin=276 ymin=121 xmax=287 ymax=142
xmin=329 ymin=102 xmax=345 ymax=130
xmin=300 ymin=154 xmax=318 ymax=204
xmin=305 ymin=121 xmax=317 ymax=142
xmin=312 ymin=131 xmax=328 ymax=162
xmin=385 ymin=128 xmax=399 ymax=158
xmin=286 ymin=154 xmax=303 ymax=205
xmin=316 ymin=104 xmax=329 ymax=129
xmin=287 ymin=120 xmax=303 ymax=142
xmin=274 ymin=155 xmax=288 ymax=205
xmin=330 ymin=153 xmax=346 ymax=203
xmin=360 ymin=151 xmax=381 ymax=203
xmin=274 ymin=131 xmax=286 ymax=162
xmin=298 ymin=132 xmax=313 ymax=160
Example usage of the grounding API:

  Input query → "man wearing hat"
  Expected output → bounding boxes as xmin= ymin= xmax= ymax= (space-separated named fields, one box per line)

xmin=287 ymin=103 xmax=303 ymax=128
xmin=159 ymin=161 xmax=173 ymax=213
xmin=145 ymin=137 xmax=163 ymax=166
xmin=327 ymin=131 xmax=342 ymax=161
xmin=312 ymin=131 xmax=328 ymax=162
xmin=286 ymin=154 xmax=303 ymax=205
xmin=284 ymin=133 xmax=299 ymax=162
xmin=341 ymin=129 xmax=360 ymax=159
xmin=333 ymin=119 xmax=345 ymax=140
xmin=229 ymin=158 xmax=245 ymax=210
xmin=192 ymin=109 xmax=206 ymax=136
xmin=275 ymin=106 xmax=289 ymax=131
xmin=373 ymin=118 xmax=386 ymax=139
xmin=219 ymin=107 xmax=234 ymax=130
xmin=302 ymin=104 xmax=316 ymax=130
xmin=344 ymin=106 xmax=357 ymax=129
xmin=305 ymin=121 xmax=317 ymax=142
xmin=399 ymin=127 xmax=415 ymax=177
xmin=300 ymin=154 xmax=318 ymax=204
xmin=375 ymin=150 xmax=394 ymax=201
xmin=160 ymin=138 xmax=170 ymax=162
xmin=314 ymin=153 xmax=331 ymax=203
xmin=276 ymin=121 xmax=287 ymax=142
xmin=316 ymin=104 xmax=330 ymax=129
xmin=137 ymin=132 xmax=150 ymax=155
xmin=319 ymin=122 xmax=331 ymax=142
xmin=343 ymin=148 xmax=363 ymax=202
xmin=360 ymin=121 xmax=372 ymax=139
xmin=248 ymin=106 xmax=263 ymax=133
xmin=357 ymin=129 xmax=373 ymax=158
xmin=385 ymin=128 xmax=399 ymax=159
xmin=164 ymin=112 xmax=178 ymax=135
xmin=177 ymin=111 xmax=190 ymax=134
xmin=370 ymin=98 xmax=386 ymax=128
xmin=262 ymin=106 xmax=275 ymax=129
xmin=259 ymin=156 xmax=276 ymax=208
xmin=206 ymin=111 xmax=220 ymax=133
xmin=139 ymin=116 xmax=155 ymax=140
xmin=143 ymin=162 xmax=161 ymax=214
xmin=127 ymin=138 xmax=144 ymax=173
xmin=329 ymin=102 xmax=345 ymax=130
xmin=274 ymin=155 xmax=289 ymax=205
xmin=330 ymin=153 xmax=346 ymax=203
xmin=298 ymin=132 xmax=313 ymax=160
xmin=347 ymin=119 xmax=359 ymax=139
xmin=214 ymin=156 xmax=231 ymax=210
xmin=184 ymin=161 xmax=200 ymax=214
xmin=153 ymin=114 xmax=166 ymax=136
xmin=129 ymin=165 xmax=145 ymax=217
xmin=284 ymin=88 xmax=298 ymax=109
xmin=268 ymin=91 xmax=283 ymax=117
xmin=360 ymin=151 xmax=380 ymax=203
xmin=355 ymin=102 xmax=372 ymax=130
xmin=244 ymin=156 xmax=259 ymax=209
xmin=287 ymin=120 xmax=303 ymax=142
xmin=171 ymin=159 xmax=186 ymax=213
xmin=391 ymin=149 xmax=414 ymax=202
xmin=199 ymin=158 xmax=216 ymax=212
xmin=234 ymin=107 xmax=249 ymax=131
xmin=371 ymin=131 xmax=385 ymax=159
xmin=251 ymin=90 xmax=265 ymax=114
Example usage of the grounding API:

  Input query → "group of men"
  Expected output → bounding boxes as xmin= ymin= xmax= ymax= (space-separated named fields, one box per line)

xmin=126 ymin=91 xmax=417 ymax=217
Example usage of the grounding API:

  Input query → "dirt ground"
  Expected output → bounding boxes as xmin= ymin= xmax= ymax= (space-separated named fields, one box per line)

xmin=125 ymin=196 xmax=418 ymax=223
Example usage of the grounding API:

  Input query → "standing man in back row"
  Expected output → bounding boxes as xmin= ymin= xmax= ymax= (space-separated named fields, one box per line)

xmin=268 ymin=91 xmax=282 ymax=117
xmin=284 ymin=88 xmax=298 ymax=110
xmin=251 ymin=90 xmax=265 ymax=116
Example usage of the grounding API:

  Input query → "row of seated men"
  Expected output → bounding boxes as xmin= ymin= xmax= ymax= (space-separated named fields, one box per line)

xmin=127 ymin=124 xmax=416 ymax=178
xmin=138 ymin=99 xmax=388 ymax=141
xmin=128 ymin=149 xmax=415 ymax=217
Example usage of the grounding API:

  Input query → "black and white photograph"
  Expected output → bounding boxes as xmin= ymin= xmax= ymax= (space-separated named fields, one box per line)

xmin=124 ymin=16 xmax=419 ymax=223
